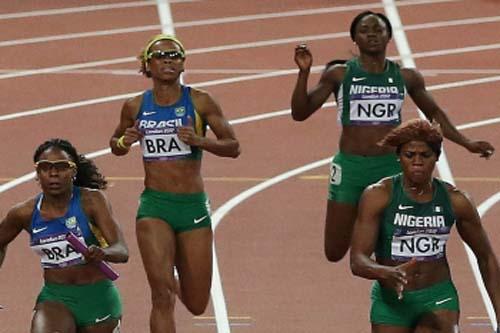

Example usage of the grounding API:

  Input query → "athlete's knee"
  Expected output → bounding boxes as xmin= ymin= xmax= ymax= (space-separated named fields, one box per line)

xmin=324 ymin=244 xmax=348 ymax=262
xmin=150 ymin=285 xmax=177 ymax=311
xmin=183 ymin=297 xmax=209 ymax=316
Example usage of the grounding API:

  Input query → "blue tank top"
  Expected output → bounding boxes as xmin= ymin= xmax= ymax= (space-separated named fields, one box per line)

xmin=30 ymin=187 xmax=99 ymax=269
xmin=136 ymin=86 xmax=206 ymax=161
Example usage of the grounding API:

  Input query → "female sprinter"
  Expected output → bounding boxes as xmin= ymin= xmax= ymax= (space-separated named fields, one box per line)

xmin=350 ymin=119 xmax=500 ymax=332
xmin=291 ymin=11 xmax=495 ymax=263
xmin=0 ymin=138 xmax=128 ymax=332
xmin=109 ymin=34 xmax=240 ymax=332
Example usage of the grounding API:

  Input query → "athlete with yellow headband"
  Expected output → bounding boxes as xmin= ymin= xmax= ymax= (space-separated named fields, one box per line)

xmin=110 ymin=34 xmax=240 ymax=333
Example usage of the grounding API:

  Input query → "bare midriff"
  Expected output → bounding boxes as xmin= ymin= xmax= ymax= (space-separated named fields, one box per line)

xmin=339 ymin=124 xmax=397 ymax=156
xmin=44 ymin=264 xmax=107 ymax=285
xmin=378 ymin=257 xmax=451 ymax=290
xmin=143 ymin=159 xmax=203 ymax=193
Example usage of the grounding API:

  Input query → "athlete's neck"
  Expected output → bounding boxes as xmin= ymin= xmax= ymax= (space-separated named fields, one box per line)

xmin=403 ymin=178 xmax=433 ymax=197
xmin=358 ymin=53 xmax=387 ymax=73
xmin=152 ymin=84 xmax=182 ymax=106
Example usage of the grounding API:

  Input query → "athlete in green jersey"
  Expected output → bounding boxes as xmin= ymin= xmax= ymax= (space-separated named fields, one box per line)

xmin=291 ymin=11 xmax=495 ymax=263
xmin=350 ymin=119 xmax=500 ymax=332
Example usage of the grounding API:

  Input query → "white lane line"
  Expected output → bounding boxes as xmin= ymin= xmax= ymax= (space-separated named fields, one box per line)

xmin=3 ymin=67 xmax=500 ymax=77
xmin=211 ymin=159 xmax=331 ymax=227
xmin=384 ymin=1 xmax=497 ymax=330
xmin=157 ymin=0 xmax=175 ymax=35
xmin=0 ymin=106 xmax=496 ymax=194
xmin=3 ymin=65 xmax=500 ymax=123
xmin=0 ymin=0 xmax=459 ymax=47
xmin=0 ymin=0 xmax=196 ymax=20
xmin=466 ymin=192 xmax=500 ymax=331
xmin=155 ymin=2 xmax=230 ymax=331
xmin=1 ymin=16 xmax=500 ymax=80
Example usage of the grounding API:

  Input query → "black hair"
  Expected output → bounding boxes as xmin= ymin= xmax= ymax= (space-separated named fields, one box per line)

xmin=34 ymin=138 xmax=107 ymax=189
xmin=350 ymin=11 xmax=393 ymax=41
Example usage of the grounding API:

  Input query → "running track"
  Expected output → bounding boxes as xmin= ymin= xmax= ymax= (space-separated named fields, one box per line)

xmin=0 ymin=1 xmax=499 ymax=332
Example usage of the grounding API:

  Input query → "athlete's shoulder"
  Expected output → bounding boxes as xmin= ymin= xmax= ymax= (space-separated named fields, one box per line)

xmin=5 ymin=197 xmax=37 ymax=222
xmin=364 ymin=176 xmax=392 ymax=198
xmin=189 ymin=87 xmax=219 ymax=113
xmin=79 ymin=187 xmax=107 ymax=204
xmin=122 ymin=93 xmax=144 ymax=118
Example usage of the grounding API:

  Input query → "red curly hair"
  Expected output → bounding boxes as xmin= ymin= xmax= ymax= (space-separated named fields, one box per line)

xmin=378 ymin=119 xmax=443 ymax=157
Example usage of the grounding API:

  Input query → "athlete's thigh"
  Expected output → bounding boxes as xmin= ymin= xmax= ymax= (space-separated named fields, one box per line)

xmin=79 ymin=319 xmax=120 ymax=333
xmin=136 ymin=217 xmax=177 ymax=285
xmin=32 ymin=301 xmax=76 ymax=333
xmin=414 ymin=310 xmax=459 ymax=333
xmin=175 ymin=227 xmax=213 ymax=300
xmin=324 ymin=200 xmax=358 ymax=260
xmin=372 ymin=324 xmax=413 ymax=333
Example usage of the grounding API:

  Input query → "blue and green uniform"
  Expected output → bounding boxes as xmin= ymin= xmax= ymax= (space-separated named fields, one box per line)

xmin=136 ymin=86 xmax=212 ymax=232
xmin=329 ymin=58 xmax=405 ymax=203
xmin=371 ymin=174 xmax=459 ymax=327
xmin=136 ymin=86 xmax=206 ymax=161
xmin=30 ymin=187 xmax=122 ymax=327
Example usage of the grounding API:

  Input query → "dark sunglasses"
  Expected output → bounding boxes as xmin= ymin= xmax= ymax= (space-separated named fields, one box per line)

xmin=147 ymin=50 xmax=185 ymax=61
xmin=35 ymin=160 xmax=76 ymax=172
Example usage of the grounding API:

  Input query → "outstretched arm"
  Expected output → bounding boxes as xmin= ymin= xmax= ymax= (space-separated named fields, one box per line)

xmin=402 ymin=68 xmax=494 ymax=158
xmin=291 ymin=44 xmax=341 ymax=121
xmin=454 ymin=188 xmax=500 ymax=327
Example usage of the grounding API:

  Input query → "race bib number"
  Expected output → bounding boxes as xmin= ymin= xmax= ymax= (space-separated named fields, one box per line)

xmin=391 ymin=232 xmax=449 ymax=261
xmin=349 ymin=99 xmax=401 ymax=124
xmin=330 ymin=162 xmax=342 ymax=185
xmin=142 ymin=134 xmax=191 ymax=159
xmin=32 ymin=235 xmax=85 ymax=268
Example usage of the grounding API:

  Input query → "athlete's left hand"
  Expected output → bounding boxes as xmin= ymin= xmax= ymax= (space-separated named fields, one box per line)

xmin=178 ymin=116 xmax=203 ymax=146
xmin=85 ymin=245 xmax=106 ymax=263
xmin=466 ymin=140 xmax=495 ymax=159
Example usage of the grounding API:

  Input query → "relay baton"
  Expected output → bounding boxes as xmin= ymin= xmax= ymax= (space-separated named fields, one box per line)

xmin=66 ymin=232 xmax=119 ymax=281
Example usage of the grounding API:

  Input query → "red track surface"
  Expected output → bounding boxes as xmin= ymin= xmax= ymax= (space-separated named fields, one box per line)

xmin=0 ymin=1 xmax=499 ymax=332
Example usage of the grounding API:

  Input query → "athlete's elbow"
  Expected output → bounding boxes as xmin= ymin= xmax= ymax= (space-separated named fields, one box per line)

xmin=229 ymin=142 xmax=241 ymax=158
xmin=291 ymin=110 xmax=307 ymax=121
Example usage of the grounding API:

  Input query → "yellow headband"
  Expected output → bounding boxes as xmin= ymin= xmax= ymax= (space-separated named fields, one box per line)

xmin=143 ymin=34 xmax=186 ymax=60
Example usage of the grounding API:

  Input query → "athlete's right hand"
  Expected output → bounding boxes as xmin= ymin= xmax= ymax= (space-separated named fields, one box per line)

xmin=380 ymin=258 xmax=418 ymax=300
xmin=122 ymin=120 xmax=143 ymax=146
xmin=294 ymin=44 xmax=313 ymax=71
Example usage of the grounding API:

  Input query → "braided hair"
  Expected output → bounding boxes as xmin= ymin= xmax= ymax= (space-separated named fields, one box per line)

xmin=33 ymin=138 xmax=107 ymax=189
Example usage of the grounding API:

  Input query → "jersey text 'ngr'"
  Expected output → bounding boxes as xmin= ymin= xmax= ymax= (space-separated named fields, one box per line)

xmin=337 ymin=58 xmax=405 ymax=126
xmin=375 ymin=174 xmax=456 ymax=262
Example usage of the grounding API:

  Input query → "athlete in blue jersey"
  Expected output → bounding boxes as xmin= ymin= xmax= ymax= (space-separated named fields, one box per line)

xmin=0 ymin=139 xmax=129 ymax=333
xmin=110 ymin=34 xmax=240 ymax=333
xmin=291 ymin=11 xmax=495 ymax=263
xmin=350 ymin=119 xmax=500 ymax=332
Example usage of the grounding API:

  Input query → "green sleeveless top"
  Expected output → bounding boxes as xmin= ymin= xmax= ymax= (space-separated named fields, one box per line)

xmin=375 ymin=174 xmax=456 ymax=262
xmin=338 ymin=58 xmax=405 ymax=126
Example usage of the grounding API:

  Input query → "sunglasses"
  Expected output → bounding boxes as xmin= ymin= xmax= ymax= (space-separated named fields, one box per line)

xmin=35 ymin=160 xmax=76 ymax=172
xmin=147 ymin=49 xmax=185 ymax=61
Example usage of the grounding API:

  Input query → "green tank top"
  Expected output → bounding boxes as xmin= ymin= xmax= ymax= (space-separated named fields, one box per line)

xmin=338 ymin=58 xmax=405 ymax=126
xmin=375 ymin=174 xmax=456 ymax=262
